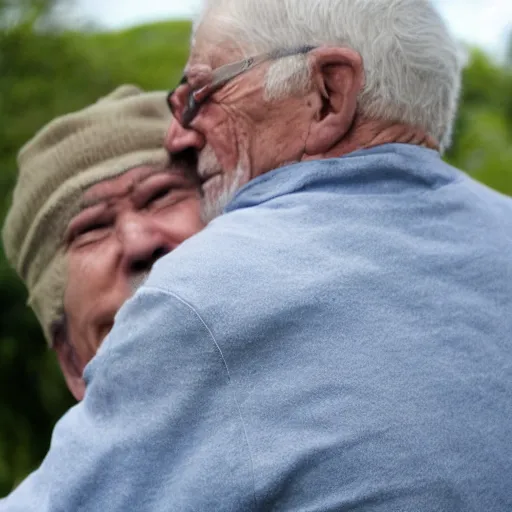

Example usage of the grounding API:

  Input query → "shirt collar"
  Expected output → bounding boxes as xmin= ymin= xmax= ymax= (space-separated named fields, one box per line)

xmin=225 ymin=143 xmax=447 ymax=213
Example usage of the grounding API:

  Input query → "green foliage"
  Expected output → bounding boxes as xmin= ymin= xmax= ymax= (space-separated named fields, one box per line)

xmin=1 ymin=1 xmax=512 ymax=497
xmin=0 ymin=4 xmax=190 ymax=495
xmin=83 ymin=21 xmax=191 ymax=90
xmin=446 ymin=48 xmax=512 ymax=195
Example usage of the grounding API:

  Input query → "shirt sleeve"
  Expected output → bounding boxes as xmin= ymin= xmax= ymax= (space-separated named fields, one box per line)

xmin=0 ymin=287 xmax=255 ymax=512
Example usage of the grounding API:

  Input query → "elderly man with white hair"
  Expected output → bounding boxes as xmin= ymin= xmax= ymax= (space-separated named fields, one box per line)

xmin=2 ymin=0 xmax=512 ymax=511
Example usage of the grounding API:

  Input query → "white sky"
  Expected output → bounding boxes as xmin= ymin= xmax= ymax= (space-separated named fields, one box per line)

xmin=77 ymin=0 xmax=511 ymax=58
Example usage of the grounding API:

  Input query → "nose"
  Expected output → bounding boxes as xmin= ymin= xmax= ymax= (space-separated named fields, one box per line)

xmin=165 ymin=117 xmax=205 ymax=155
xmin=117 ymin=213 xmax=174 ymax=276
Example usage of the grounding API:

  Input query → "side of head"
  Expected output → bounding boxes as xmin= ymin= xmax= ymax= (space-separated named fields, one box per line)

xmin=167 ymin=0 xmax=464 ymax=220
xmin=2 ymin=85 xmax=204 ymax=400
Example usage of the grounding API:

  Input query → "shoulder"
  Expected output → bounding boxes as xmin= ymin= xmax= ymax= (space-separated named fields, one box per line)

xmin=143 ymin=210 xmax=272 ymax=305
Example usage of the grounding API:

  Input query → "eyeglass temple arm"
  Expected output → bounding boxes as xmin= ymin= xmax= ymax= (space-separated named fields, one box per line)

xmin=211 ymin=45 xmax=317 ymax=88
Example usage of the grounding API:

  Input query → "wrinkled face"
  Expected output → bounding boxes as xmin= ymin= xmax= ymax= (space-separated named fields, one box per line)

xmin=59 ymin=164 xmax=203 ymax=396
xmin=166 ymin=36 xmax=317 ymax=221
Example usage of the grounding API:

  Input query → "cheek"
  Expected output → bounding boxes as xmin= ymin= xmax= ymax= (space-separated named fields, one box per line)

xmin=63 ymin=245 xmax=117 ymax=320
xmin=253 ymin=106 xmax=310 ymax=169
xmin=63 ymin=267 xmax=85 ymax=345
xmin=68 ymin=249 xmax=107 ymax=285
xmin=64 ymin=255 xmax=89 ymax=314
xmin=156 ymin=198 xmax=205 ymax=240
xmin=200 ymin=106 xmax=245 ymax=171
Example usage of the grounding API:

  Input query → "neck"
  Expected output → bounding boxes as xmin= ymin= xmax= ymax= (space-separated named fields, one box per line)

xmin=314 ymin=116 xmax=439 ymax=160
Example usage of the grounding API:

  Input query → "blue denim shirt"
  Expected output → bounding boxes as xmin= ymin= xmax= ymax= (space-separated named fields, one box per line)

xmin=2 ymin=144 xmax=512 ymax=511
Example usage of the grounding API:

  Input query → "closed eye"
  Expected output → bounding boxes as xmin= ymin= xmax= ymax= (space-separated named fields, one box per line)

xmin=135 ymin=172 xmax=197 ymax=210
xmin=143 ymin=186 xmax=174 ymax=208
xmin=67 ymin=219 xmax=112 ymax=246
xmin=76 ymin=222 xmax=110 ymax=235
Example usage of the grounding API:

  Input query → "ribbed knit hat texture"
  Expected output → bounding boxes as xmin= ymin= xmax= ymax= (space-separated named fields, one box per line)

xmin=2 ymin=84 xmax=172 ymax=345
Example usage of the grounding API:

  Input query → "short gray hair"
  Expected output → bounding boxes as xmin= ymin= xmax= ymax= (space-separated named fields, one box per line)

xmin=196 ymin=0 xmax=465 ymax=152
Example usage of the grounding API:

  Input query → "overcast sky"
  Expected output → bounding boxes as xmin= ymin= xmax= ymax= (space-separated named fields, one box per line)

xmin=76 ymin=0 xmax=511 ymax=58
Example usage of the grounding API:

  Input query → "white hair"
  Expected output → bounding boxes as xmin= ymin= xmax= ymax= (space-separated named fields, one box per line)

xmin=195 ymin=0 xmax=465 ymax=152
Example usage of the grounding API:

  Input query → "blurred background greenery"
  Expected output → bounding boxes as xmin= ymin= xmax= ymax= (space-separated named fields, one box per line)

xmin=1 ymin=0 xmax=511 ymax=496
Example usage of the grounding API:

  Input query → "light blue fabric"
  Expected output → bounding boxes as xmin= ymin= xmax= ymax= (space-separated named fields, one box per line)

xmin=2 ymin=143 xmax=512 ymax=511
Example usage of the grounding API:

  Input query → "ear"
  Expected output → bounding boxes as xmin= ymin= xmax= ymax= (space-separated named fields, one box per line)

xmin=304 ymin=46 xmax=365 ymax=156
xmin=53 ymin=324 xmax=85 ymax=401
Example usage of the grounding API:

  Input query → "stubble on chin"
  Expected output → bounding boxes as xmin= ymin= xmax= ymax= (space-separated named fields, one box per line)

xmin=198 ymin=145 xmax=249 ymax=223
xmin=200 ymin=163 xmax=247 ymax=223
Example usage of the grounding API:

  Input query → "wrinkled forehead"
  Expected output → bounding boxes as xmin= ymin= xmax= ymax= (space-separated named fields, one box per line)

xmin=78 ymin=161 xmax=200 ymax=212
xmin=81 ymin=165 xmax=163 ymax=208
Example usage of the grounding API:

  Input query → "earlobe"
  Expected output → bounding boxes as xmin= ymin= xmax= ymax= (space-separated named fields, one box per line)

xmin=304 ymin=47 xmax=365 ymax=156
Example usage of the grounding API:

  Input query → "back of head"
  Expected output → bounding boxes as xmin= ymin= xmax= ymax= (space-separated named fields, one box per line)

xmin=196 ymin=0 xmax=464 ymax=152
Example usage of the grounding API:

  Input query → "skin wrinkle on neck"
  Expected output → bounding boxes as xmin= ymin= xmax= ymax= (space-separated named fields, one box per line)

xmin=364 ymin=123 xmax=438 ymax=150
xmin=303 ymin=114 xmax=439 ymax=163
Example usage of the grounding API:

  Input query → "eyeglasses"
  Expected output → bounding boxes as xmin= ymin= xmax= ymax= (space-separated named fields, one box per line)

xmin=167 ymin=45 xmax=316 ymax=128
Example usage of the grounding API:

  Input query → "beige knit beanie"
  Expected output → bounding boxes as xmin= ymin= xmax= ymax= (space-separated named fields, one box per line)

xmin=2 ymin=84 xmax=172 ymax=345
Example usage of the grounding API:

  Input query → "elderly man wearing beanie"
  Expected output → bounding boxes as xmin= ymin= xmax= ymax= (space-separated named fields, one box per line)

xmin=2 ymin=84 xmax=203 ymax=401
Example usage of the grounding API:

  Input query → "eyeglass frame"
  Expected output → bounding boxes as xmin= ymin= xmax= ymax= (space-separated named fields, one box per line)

xmin=167 ymin=45 xmax=317 ymax=128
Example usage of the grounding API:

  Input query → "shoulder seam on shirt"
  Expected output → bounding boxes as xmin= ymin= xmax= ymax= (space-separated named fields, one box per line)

xmin=141 ymin=285 xmax=258 ymax=510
